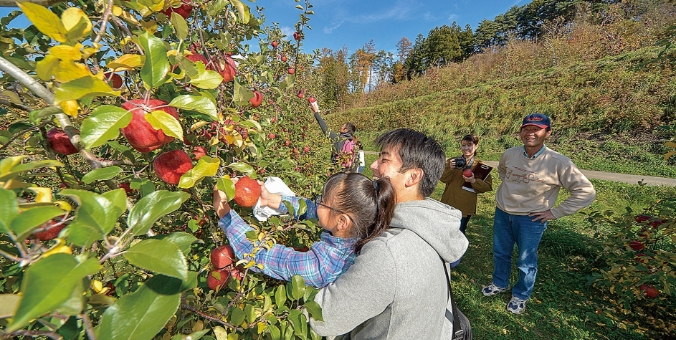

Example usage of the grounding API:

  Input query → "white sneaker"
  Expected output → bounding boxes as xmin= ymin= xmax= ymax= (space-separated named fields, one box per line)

xmin=481 ymin=283 xmax=509 ymax=296
xmin=507 ymin=296 xmax=527 ymax=314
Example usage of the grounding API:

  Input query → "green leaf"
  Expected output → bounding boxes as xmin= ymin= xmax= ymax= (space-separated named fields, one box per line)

xmin=304 ymin=301 xmax=323 ymax=322
xmin=169 ymin=95 xmax=218 ymax=121
xmin=59 ymin=190 xmax=124 ymax=247
xmin=178 ymin=156 xmax=220 ymax=189
xmin=245 ymin=303 xmax=256 ymax=324
xmin=0 ymin=188 xmax=19 ymax=234
xmin=138 ymin=32 xmax=169 ymax=89
xmin=127 ymin=190 xmax=190 ymax=236
xmin=215 ymin=177 xmax=235 ymax=202
xmin=8 ymin=160 xmax=63 ymax=177
xmin=169 ymin=12 xmax=188 ymax=40
xmin=80 ymin=105 xmax=132 ymax=149
xmin=81 ymin=166 xmax=122 ymax=184
xmin=6 ymin=255 xmax=100 ymax=332
xmin=230 ymin=0 xmax=250 ymax=24
xmin=29 ymin=106 xmax=63 ymax=124
xmin=54 ymin=75 xmax=120 ymax=104
xmin=123 ymin=239 xmax=188 ymax=281
xmin=145 ymin=110 xmax=183 ymax=140
xmin=152 ymin=232 xmax=198 ymax=256
xmin=0 ymin=294 xmax=21 ymax=318
xmin=288 ymin=275 xmax=306 ymax=301
xmin=288 ymin=309 xmax=308 ymax=339
xmin=190 ymin=69 xmax=223 ymax=89
xmin=229 ymin=307 xmax=246 ymax=326
xmin=97 ymin=275 xmax=182 ymax=340
xmin=233 ymin=79 xmax=254 ymax=104
xmin=11 ymin=206 xmax=65 ymax=240
xmin=274 ymin=285 xmax=286 ymax=307
xmin=226 ymin=162 xmax=255 ymax=176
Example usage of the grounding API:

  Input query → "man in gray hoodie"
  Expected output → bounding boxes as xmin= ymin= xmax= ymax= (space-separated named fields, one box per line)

xmin=310 ymin=128 xmax=469 ymax=339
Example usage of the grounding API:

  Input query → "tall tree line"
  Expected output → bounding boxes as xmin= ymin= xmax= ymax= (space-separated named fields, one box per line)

xmin=313 ymin=0 xmax=644 ymax=105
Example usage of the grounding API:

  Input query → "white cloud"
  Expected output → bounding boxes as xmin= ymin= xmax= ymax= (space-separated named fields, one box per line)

xmin=323 ymin=20 xmax=344 ymax=34
xmin=280 ymin=26 xmax=294 ymax=38
xmin=448 ymin=13 xmax=459 ymax=21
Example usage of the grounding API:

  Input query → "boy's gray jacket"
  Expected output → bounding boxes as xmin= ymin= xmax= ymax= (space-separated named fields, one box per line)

xmin=310 ymin=198 xmax=468 ymax=339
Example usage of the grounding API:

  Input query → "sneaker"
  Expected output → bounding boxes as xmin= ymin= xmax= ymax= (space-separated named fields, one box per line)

xmin=481 ymin=283 xmax=509 ymax=296
xmin=507 ymin=296 xmax=527 ymax=314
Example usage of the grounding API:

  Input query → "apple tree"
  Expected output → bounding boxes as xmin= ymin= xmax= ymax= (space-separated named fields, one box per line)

xmin=0 ymin=0 xmax=340 ymax=339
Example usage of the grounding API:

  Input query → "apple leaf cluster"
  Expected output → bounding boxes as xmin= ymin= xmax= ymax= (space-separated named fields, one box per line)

xmin=584 ymin=199 xmax=676 ymax=336
xmin=0 ymin=0 xmax=335 ymax=339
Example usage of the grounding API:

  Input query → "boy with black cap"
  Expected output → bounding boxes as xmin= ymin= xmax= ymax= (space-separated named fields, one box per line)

xmin=481 ymin=113 xmax=596 ymax=314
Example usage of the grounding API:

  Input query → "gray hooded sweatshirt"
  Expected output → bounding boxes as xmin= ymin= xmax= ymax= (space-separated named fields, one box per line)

xmin=310 ymin=198 xmax=469 ymax=339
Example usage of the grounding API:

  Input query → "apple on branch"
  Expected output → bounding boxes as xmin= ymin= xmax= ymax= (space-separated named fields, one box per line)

xmin=47 ymin=127 xmax=78 ymax=155
xmin=249 ymin=90 xmax=263 ymax=108
xmin=153 ymin=150 xmax=194 ymax=185
xmin=121 ymin=99 xmax=179 ymax=153
xmin=233 ymin=176 xmax=261 ymax=208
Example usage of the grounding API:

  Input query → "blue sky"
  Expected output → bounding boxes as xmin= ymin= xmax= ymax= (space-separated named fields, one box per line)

xmin=0 ymin=0 xmax=530 ymax=55
xmin=256 ymin=0 xmax=532 ymax=54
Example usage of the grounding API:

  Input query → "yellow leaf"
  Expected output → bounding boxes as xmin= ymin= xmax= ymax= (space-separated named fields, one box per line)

xmin=665 ymin=141 xmax=676 ymax=148
xmin=665 ymin=151 xmax=676 ymax=161
xmin=60 ymin=100 xmax=80 ymax=117
xmin=257 ymin=322 xmax=266 ymax=334
xmin=82 ymin=46 xmax=100 ymax=60
xmin=91 ymin=280 xmax=104 ymax=293
xmin=146 ymin=110 xmax=183 ymax=140
xmin=108 ymin=54 xmax=143 ymax=71
xmin=213 ymin=326 xmax=228 ymax=340
xmin=42 ymin=240 xmax=72 ymax=258
xmin=52 ymin=60 xmax=92 ymax=83
xmin=36 ymin=55 xmax=60 ymax=81
xmin=17 ymin=2 xmax=68 ymax=42
xmin=0 ymin=90 xmax=22 ymax=105
xmin=27 ymin=187 xmax=53 ymax=203
xmin=114 ymin=6 xmax=140 ymax=25
xmin=54 ymin=200 xmax=73 ymax=212
xmin=140 ymin=19 xmax=158 ymax=33
xmin=61 ymin=7 xmax=92 ymax=37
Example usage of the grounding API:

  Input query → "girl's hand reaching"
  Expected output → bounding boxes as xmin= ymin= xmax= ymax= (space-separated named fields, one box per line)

xmin=258 ymin=181 xmax=283 ymax=210
xmin=213 ymin=186 xmax=231 ymax=219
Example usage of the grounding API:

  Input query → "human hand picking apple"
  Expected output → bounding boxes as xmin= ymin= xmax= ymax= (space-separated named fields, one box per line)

xmin=308 ymin=96 xmax=319 ymax=113
xmin=462 ymin=168 xmax=475 ymax=183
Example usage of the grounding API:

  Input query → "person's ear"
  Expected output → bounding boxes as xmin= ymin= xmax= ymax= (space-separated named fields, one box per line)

xmin=405 ymin=168 xmax=424 ymax=187
xmin=335 ymin=214 xmax=351 ymax=232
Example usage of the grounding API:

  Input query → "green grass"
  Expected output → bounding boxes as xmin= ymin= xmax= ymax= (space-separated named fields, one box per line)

xmin=361 ymin=151 xmax=675 ymax=338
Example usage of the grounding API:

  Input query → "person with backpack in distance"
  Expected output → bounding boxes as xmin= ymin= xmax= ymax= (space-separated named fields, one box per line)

xmin=309 ymin=128 xmax=469 ymax=339
xmin=308 ymin=97 xmax=359 ymax=172
xmin=213 ymin=173 xmax=396 ymax=288
xmin=482 ymin=113 xmax=596 ymax=315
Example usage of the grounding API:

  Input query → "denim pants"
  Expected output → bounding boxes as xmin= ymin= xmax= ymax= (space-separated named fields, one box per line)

xmin=450 ymin=216 xmax=472 ymax=268
xmin=492 ymin=207 xmax=547 ymax=300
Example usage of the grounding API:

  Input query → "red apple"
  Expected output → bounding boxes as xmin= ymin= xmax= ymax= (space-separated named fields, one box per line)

xmin=249 ymin=90 xmax=263 ymax=108
xmin=293 ymin=32 xmax=301 ymax=41
xmin=297 ymin=89 xmax=304 ymax=99
xmin=234 ymin=176 xmax=261 ymax=208
xmin=271 ymin=41 xmax=278 ymax=48
xmin=281 ymin=55 xmax=287 ymax=62
xmin=307 ymin=97 xmax=316 ymax=103
xmin=288 ymin=68 xmax=295 ymax=75
xmin=121 ymin=99 xmax=179 ymax=153
xmin=463 ymin=169 xmax=473 ymax=177
xmin=161 ymin=0 xmax=193 ymax=19
xmin=153 ymin=150 xmax=193 ymax=185
xmin=640 ymin=284 xmax=659 ymax=298
xmin=213 ymin=55 xmax=237 ymax=83
xmin=284 ymin=140 xmax=291 ymax=147
xmin=268 ymin=133 xmax=276 ymax=139
xmin=192 ymin=146 xmax=207 ymax=160
xmin=303 ymin=146 xmax=310 ymax=153
xmin=635 ymin=215 xmax=651 ymax=223
xmin=46 ymin=128 xmax=78 ymax=155
xmin=649 ymin=220 xmax=665 ymax=229
xmin=185 ymin=52 xmax=209 ymax=67
xmin=118 ymin=182 xmax=134 ymax=195
xmin=230 ymin=266 xmax=244 ymax=282
xmin=629 ymin=240 xmax=645 ymax=251
xmin=104 ymin=72 xmax=123 ymax=89
xmin=207 ymin=268 xmax=230 ymax=291
xmin=211 ymin=245 xmax=236 ymax=268
xmin=33 ymin=220 xmax=66 ymax=241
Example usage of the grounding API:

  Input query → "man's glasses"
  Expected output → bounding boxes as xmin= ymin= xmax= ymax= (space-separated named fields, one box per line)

xmin=315 ymin=195 xmax=357 ymax=226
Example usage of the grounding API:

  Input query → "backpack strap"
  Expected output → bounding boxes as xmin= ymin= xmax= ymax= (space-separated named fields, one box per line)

xmin=444 ymin=261 xmax=464 ymax=338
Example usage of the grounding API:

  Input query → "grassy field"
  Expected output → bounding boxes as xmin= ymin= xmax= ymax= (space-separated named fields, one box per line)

xmin=361 ymin=151 xmax=675 ymax=339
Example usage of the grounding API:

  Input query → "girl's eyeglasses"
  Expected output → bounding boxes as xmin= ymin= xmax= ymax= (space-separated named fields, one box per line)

xmin=315 ymin=195 xmax=357 ymax=226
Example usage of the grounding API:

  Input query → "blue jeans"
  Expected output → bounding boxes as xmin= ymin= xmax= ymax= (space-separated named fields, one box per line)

xmin=492 ymin=207 xmax=547 ymax=300
xmin=450 ymin=216 xmax=472 ymax=268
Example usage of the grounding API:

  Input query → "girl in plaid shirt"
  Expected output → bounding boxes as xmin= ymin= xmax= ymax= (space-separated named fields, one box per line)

xmin=213 ymin=173 xmax=396 ymax=288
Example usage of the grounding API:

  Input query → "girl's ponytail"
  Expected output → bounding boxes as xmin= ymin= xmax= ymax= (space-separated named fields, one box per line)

xmin=354 ymin=177 xmax=396 ymax=253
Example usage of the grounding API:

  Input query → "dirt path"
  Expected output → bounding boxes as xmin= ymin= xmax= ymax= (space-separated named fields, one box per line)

xmin=363 ymin=152 xmax=675 ymax=186
xmin=480 ymin=161 xmax=676 ymax=186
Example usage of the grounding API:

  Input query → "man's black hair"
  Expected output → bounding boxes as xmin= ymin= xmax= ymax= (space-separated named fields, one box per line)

xmin=344 ymin=123 xmax=356 ymax=134
xmin=374 ymin=128 xmax=445 ymax=197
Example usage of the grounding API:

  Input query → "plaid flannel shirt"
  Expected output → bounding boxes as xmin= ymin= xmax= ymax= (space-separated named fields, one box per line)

xmin=218 ymin=195 xmax=357 ymax=288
